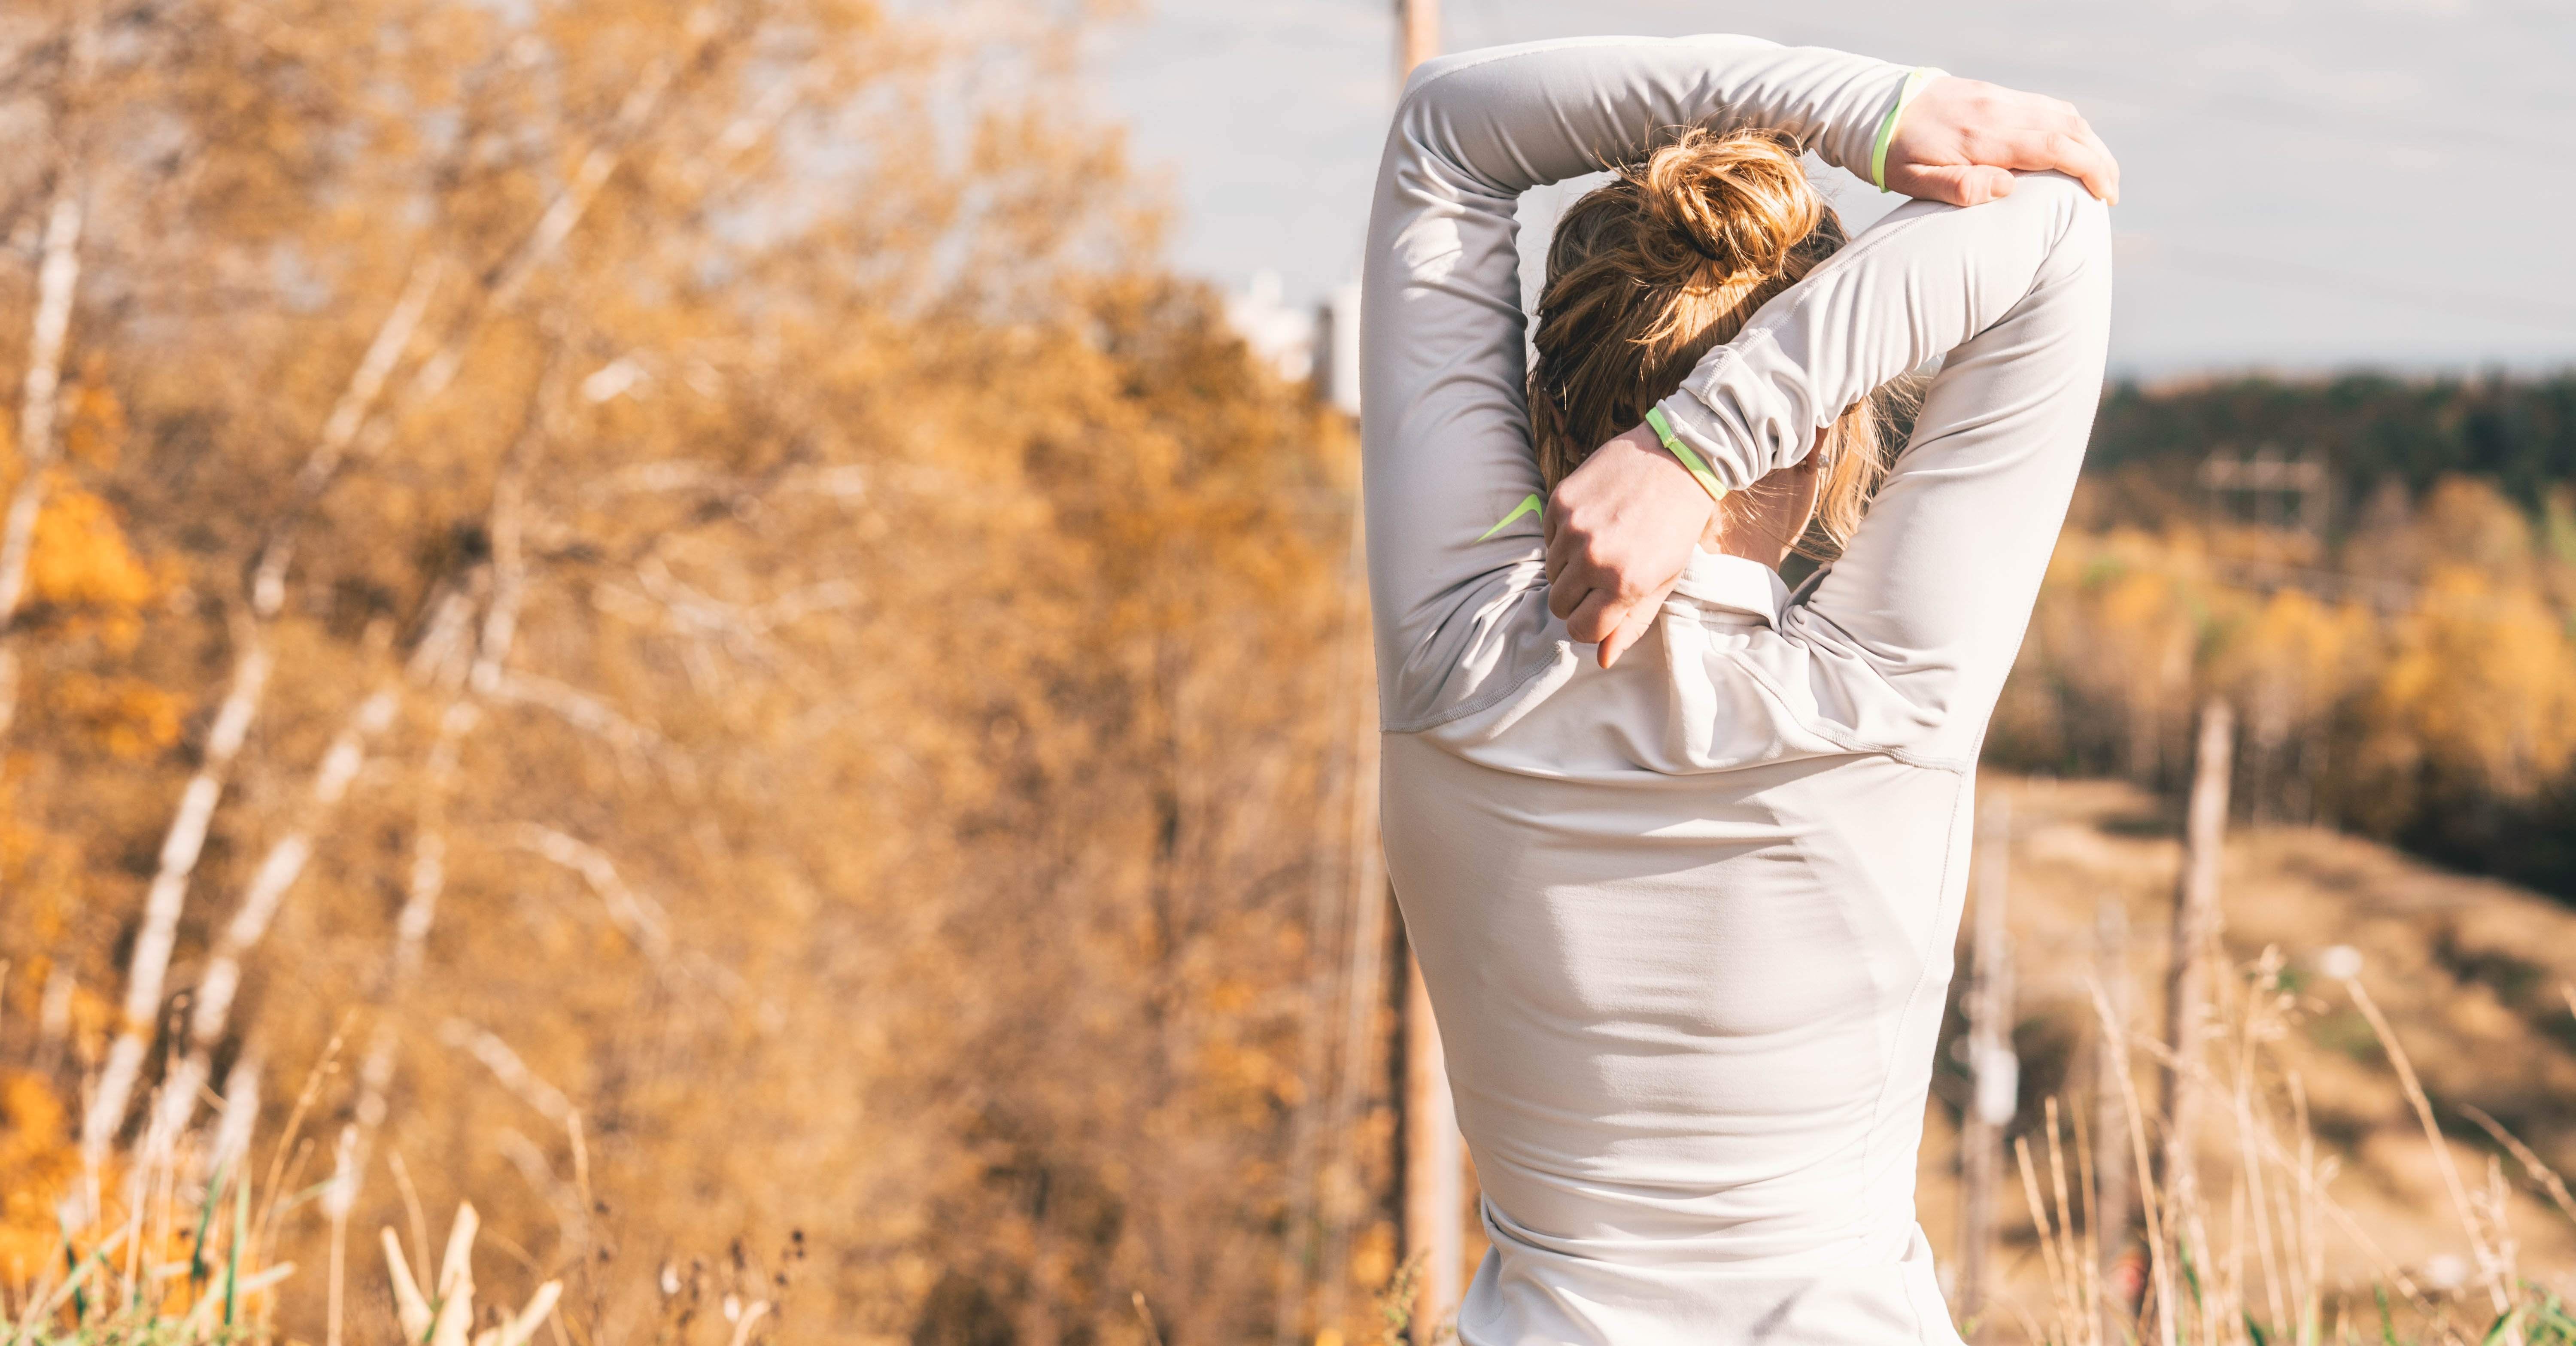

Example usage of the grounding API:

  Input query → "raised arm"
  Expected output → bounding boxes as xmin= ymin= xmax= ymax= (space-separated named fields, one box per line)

xmin=1773 ymin=175 xmax=2111 ymax=763
xmin=1362 ymin=36 xmax=1914 ymax=731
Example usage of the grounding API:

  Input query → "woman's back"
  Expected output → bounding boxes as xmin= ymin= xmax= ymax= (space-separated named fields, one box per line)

xmin=1384 ymin=558 xmax=1975 ymax=1341
xmin=1361 ymin=35 xmax=2111 ymax=1346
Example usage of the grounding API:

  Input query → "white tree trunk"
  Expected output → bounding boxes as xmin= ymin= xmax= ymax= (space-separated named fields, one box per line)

xmin=146 ymin=683 xmax=405 ymax=1153
xmin=0 ymin=181 xmax=88 ymax=741
xmin=99 ymin=6 xmax=740 ymax=1198
xmin=0 ymin=0 xmax=97 ymax=737
xmin=84 ymin=636 xmax=272 ymax=1161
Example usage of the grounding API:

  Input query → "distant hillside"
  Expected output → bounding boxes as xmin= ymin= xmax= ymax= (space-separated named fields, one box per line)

xmin=2086 ymin=373 xmax=2576 ymax=527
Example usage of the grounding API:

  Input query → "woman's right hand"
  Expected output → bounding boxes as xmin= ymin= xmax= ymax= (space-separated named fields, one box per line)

xmin=1884 ymin=76 xmax=2120 ymax=207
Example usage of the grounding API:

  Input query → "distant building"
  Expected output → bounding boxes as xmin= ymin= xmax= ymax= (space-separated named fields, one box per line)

xmin=1316 ymin=281 xmax=1362 ymax=418
xmin=1221 ymin=271 xmax=1364 ymax=417
xmin=1223 ymin=270 xmax=1317 ymax=385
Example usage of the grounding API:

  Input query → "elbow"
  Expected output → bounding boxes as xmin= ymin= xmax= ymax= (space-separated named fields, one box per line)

xmin=1388 ymin=59 xmax=1466 ymax=170
xmin=1395 ymin=51 xmax=1476 ymax=116
xmin=1383 ymin=58 xmax=1495 ymax=197
xmin=2017 ymin=171 xmax=2112 ymax=275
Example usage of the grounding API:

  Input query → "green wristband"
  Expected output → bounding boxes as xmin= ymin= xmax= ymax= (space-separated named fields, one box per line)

xmin=1870 ymin=67 xmax=1944 ymax=191
xmin=1643 ymin=406 xmax=1727 ymax=505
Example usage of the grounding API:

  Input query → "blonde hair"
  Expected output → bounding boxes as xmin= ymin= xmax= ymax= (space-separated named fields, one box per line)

xmin=1528 ymin=128 xmax=1895 ymax=557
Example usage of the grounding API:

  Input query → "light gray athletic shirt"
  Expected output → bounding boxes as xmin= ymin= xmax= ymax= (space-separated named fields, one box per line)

xmin=1360 ymin=36 xmax=2112 ymax=1346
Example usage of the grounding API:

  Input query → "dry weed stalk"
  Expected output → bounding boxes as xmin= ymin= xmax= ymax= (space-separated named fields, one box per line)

xmin=379 ymin=1203 xmax=562 ymax=1346
xmin=2035 ymin=950 xmax=2576 ymax=1346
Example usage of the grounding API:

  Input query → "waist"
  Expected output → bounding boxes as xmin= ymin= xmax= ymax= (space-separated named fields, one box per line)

xmin=1459 ymin=1218 xmax=1964 ymax=1346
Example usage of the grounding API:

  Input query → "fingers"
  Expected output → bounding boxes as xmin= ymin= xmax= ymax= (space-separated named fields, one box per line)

xmin=2035 ymin=118 xmax=2120 ymax=205
xmin=1995 ymin=100 xmax=2118 ymax=204
xmin=1893 ymin=162 xmax=2017 ymax=207
xmin=1595 ymin=576 xmax=1674 ymax=669
xmin=1543 ymin=503 xmax=1579 ymax=611
xmin=1548 ymin=573 xmax=1587 ymax=623
xmin=2070 ymin=121 xmax=2121 ymax=205
xmin=1562 ymin=586 xmax=1622 ymax=647
xmin=1546 ymin=535 xmax=1591 ymax=620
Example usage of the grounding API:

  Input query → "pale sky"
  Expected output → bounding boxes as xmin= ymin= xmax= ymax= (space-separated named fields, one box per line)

xmin=1088 ymin=0 xmax=2576 ymax=377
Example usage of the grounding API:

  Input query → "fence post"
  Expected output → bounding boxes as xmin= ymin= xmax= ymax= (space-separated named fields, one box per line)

xmin=2161 ymin=700 xmax=2234 ymax=1287
xmin=1957 ymin=793 xmax=2017 ymax=1339
xmin=2095 ymin=896 xmax=2136 ymax=1341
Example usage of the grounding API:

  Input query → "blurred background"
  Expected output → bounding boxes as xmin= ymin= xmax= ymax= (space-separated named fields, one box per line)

xmin=1 ymin=1 xmax=2572 ymax=1344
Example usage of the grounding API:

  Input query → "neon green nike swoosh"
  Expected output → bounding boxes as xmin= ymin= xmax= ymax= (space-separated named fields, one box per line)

xmin=1478 ymin=493 xmax=1543 ymax=541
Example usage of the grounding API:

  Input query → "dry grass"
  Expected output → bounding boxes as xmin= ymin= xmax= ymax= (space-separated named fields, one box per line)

xmin=0 ymin=1040 xmax=570 ymax=1346
xmin=1930 ymin=775 xmax=2576 ymax=1346
xmin=16 ymin=775 xmax=2576 ymax=1344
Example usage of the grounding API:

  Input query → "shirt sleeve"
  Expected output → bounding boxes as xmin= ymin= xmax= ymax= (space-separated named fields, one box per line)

xmin=1361 ymin=36 xmax=1913 ymax=733
xmin=1681 ymin=173 xmax=2115 ymax=764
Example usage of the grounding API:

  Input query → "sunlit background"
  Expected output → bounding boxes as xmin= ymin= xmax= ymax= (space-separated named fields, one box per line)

xmin=1096 ymin=0 xmax=2576 ymax=374
xmin=2 ymin=3 xmax=2573 ymax=1345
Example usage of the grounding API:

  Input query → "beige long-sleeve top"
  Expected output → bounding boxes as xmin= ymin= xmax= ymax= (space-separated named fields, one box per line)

xmin=1360 ymin=35 xmax=2112 ymax=1345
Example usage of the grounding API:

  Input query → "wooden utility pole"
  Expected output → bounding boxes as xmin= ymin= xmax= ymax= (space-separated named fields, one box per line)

xmin=1400 ymin=0 xmax=1439 ymax=79
xmin=2160 ymin=701 xmax=2233 ymax=1242
xmin=1391 ymin=4 xmax=1462 ymax=1338
xmin=2094 ymin=896 xmax=2137 ymax=1342
xmin=1402 ymin=954 xmax=1462 ymax=1332
xmin=1956 ymin=793 xmax=2017 ymax=1338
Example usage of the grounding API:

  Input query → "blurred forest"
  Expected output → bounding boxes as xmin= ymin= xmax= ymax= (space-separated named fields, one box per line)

xmin=4 ymin=0 xmax=2576 ymax=1341
xmin=2091 ymin=374 xmax=2576 ymax=508
xmin=1991 ymin=377 xmax=2576 ymax=896
xmin=0 ymin=1 xmax=1386 ymax=1342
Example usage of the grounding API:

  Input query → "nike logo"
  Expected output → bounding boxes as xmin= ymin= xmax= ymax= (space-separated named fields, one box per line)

xmin=1478 ymin=493 xmax=1543 ymax=541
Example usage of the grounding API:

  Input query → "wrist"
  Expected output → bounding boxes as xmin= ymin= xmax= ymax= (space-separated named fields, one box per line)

xmin=1870 ymin=67 xmax=1947 ymax=191
xmin=1601 ymin=428 xmax=1717 ymax=530
xmin=1641 ymin=407 xmax=1729 ymax=507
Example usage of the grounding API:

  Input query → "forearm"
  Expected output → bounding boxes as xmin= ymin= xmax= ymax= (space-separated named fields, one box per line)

xmin=1786 ymin=174 xmax=2113 ymax=758
xmin=1371 ymin=33 xmax=1919 ymax=556
xmin=1390 ymin=35 xmax=1911 ymax=193
xmin=1647 ymin=172 xmax=2091 ymax=492
xmin=1364 ymin=36 xmax=1919 ymax=727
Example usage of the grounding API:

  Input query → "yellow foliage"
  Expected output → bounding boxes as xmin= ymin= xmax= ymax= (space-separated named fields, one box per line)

xmin=2001 ymin=477 xmax=2576 ymax=860
xmin=2369 ymin=563 xmax=2576 ymax=796
xmin=40 ymin=671 xmax=183 ymax=757
xmin=27 ymin=482 xmax=157 ymax=615
xmin=63 ymin=376 xmax=128 ymax=470
xmin=0 ymin=1072 xmax=77 ymax=1278
xmin=1348 ymin=1220 xmax=1397 ymax=1293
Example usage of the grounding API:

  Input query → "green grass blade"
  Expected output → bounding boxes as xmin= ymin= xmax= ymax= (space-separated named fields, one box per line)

xmin=223 ymin=1158 xmax=249 ymax=1328
xmin=61 ymin=1242 xmax=85 ymax=1325
xmin=191 ymin=1161 xmax=229 ymax=1287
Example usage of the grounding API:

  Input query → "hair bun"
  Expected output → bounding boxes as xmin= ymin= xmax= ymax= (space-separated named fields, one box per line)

xmin=1527 ymin=125 xmax=1859 ymax=499
xmin=1633 ymin=128 xmax=1820 ymax=280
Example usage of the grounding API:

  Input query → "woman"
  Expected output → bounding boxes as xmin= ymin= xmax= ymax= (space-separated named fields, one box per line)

xmin=1361 ymin=35 xmax=2115 ymax=1345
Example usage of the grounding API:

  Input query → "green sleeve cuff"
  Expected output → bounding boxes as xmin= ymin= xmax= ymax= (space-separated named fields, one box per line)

xmin=1870 ymin=67 xmax=1945 ymax=192
xmin=1643 ymin=407 xmax=1728 ymax=506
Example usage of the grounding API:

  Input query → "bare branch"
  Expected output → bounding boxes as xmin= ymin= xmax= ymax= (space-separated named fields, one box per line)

xmin=437 ymin=1018 xmax=574 ymax=1125
xmin=511 ymin=823 xmax=673 ymax=963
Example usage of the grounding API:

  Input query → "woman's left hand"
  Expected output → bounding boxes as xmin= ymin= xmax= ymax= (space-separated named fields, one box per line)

xmin=1544 ymin=425 xmax=1716 ymax=669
